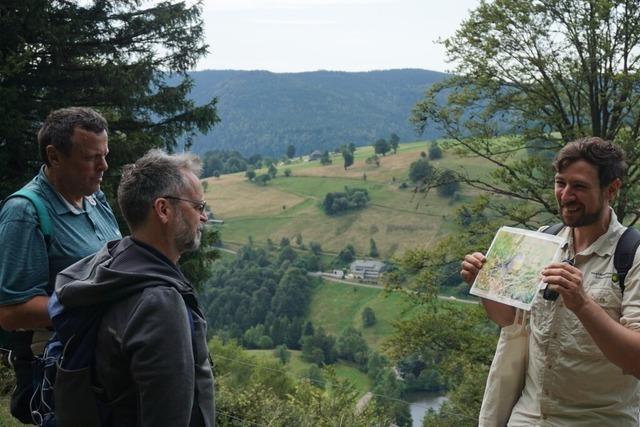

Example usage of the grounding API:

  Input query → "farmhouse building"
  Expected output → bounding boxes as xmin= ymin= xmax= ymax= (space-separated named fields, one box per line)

xmin=308 ymin=150 xmax=323 ymax=161
xmin=349 ymin=259 xmax=385 ymax=281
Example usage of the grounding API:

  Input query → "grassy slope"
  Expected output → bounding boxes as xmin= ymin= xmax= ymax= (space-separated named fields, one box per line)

xmin=307 ymin=279 xmax=419 ymax=351
xmin=245 ymin=278 xmax=423 ymax=396
xmin=248 ymin=279 xmax=468 ymax=396
xmin=205 ymin=141 xmax=490 ymax=398
xmin=248 ymin=349 xmax=372 ymax=395
xmin=204 ymin=141 xmax=493 ymax=258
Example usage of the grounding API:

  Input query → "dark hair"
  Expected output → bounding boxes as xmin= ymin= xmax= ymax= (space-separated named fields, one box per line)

xmin=38 ymin=107 xmax=108 ymax=165
xmin=553 ymin=137 xmax=627 ymax=187
xmin=117 ymin=149 xmax=202 ymax=231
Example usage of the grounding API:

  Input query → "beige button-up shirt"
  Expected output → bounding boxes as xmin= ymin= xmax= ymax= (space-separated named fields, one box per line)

xmin=509 ymin=210 xmax=640 ymax=426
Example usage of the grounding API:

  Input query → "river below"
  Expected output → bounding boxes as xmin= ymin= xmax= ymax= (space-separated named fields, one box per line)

xmin=405 ymin=391 xmax=447 ymax=427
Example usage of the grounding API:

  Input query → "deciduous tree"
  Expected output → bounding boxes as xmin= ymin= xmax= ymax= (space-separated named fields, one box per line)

xmin=362 ymin=307 xmax=377 ymax=328
xmin=342 ymin=149 xmax=354 ymax=170
xmin=412 ymin=0 xmax=640 ymax=226
xmin=286 ymin=144 xmax=296 ymax=159
xmin=389 ymin=133 xmax=400 ymax=154
xmin=374 ymin=138 xmax=390 ymax=156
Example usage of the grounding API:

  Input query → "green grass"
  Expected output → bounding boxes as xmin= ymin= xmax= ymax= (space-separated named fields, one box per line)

xmin=271 ymin=176 xmax=371 ymax=199
xmin=308 ymin=279 xmax=420 ymax=351
xmin=332 ymin=363 xmax=371 ymax=393
xmin=247 ymin=349 xmax=372 ymax=395
xmin=0 ymin=396 xmax=22 ymax=427
xmin=206 ymin=139 xmax=495 ymax=258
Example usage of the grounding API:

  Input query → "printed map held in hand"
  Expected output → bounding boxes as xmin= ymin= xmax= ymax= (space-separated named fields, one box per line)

xmin=470 ymin=226 xmax=564 ymax=311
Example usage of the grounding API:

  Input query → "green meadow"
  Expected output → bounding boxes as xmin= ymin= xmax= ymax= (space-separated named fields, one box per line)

xmin=307 ymin=279 xmax=420 ymax=351
xmin=248 ymin=349 xmax=372 ymax=395
xmin=205 ymin=140 xmax=493 ymax=258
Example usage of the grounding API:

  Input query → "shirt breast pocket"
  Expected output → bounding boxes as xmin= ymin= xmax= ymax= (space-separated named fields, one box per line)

xmin=564 ymin=283 xmax=621 ymax=357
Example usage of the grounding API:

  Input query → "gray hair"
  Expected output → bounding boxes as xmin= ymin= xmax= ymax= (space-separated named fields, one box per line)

xmin=38 ymin=107 xmax=108 ymax=165
xmin=117 ymin=149 xmax=203 ymax=230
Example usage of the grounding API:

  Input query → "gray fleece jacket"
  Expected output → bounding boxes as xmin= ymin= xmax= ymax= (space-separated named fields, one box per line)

xmin=54 ymin=237 xmax=215 ymax=427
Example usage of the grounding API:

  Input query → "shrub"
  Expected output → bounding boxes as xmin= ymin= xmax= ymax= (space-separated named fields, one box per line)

xmin=322 ymin=187 xmax=370 ymax=215
xmin=428 ymin=143 xmax=442 ymax=160
xmin=409 ymin=158 xmax=434 ymax=183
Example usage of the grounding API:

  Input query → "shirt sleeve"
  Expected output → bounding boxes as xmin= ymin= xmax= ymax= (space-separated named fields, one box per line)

xmin=620 ymin=246 xmax=640 ymax=331
xmin=0 ymin=197 xmax=50 ymax=305
xmin=122 ymin=287 xmax=194 ymax=427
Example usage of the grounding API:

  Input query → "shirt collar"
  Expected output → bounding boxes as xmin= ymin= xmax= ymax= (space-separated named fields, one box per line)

xmin=37 ymin=166 xmax=94 ymax=216
xmin=559 ymin=207 xmax=624 ymax=258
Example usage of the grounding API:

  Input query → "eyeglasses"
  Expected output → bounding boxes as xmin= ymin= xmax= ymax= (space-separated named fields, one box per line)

xmin=162 ymin=196 xmax=207 ymax=214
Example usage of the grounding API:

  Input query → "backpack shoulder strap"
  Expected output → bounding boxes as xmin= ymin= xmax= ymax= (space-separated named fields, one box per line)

xmin=6 ymin=188 xmax=53 ymax=243
xmin=613 ymin=227 xmax=640 ymax=292
xmin=540 ymin=223 xmax=640 ymax=293
xmin=542 ymin=223 xmax=565 ymax=235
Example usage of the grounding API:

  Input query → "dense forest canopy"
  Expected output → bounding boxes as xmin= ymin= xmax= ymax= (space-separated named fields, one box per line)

xmin=185 ymin=69 xmax=448 ymax=157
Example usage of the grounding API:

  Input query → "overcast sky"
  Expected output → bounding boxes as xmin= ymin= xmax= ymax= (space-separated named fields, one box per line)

xmin=197 ymin=0 xmax=481 ymax=73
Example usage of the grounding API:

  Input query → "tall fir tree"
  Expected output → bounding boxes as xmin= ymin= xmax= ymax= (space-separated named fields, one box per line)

xmin=0 ymin=0 xmax=219 ymax=199
xmin=0 ymin=0 xmax=220 ymax=288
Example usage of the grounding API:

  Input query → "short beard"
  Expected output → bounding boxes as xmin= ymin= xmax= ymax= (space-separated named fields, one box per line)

xmin=174 ymin=211 xmax=202 ymax=253
xmin=559 ymin=195 xmax=605 ymax=228
xmin=562 ymin=209 xmax=602 ymax=228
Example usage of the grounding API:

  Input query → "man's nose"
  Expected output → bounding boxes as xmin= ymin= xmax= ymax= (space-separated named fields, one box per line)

xmin=97 ymin=157 xmax=108 ymax=171
xmin=560 ymin=186 xmax=575 ymax=202
xmin=200 ymin=210 xmax=208 ymax=222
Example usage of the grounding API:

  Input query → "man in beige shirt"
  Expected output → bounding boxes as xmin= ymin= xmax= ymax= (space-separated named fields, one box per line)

xmin=462 ymin=137 xmax=640 ymax=426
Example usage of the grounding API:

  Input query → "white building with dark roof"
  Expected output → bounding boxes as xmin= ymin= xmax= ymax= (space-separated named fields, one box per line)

xmin=349 ymin=260 xmax=385 ymax=282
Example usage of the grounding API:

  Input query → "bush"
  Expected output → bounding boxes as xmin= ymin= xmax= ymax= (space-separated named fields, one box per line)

xmin=409 ymin=158 xmax=434 ymax=183
xmin=335 ymin=244 xmax=356 ymax=266
xmin=322 ymin=187 xmax=370 ymax=215
xmin=255 ymin=174 xmax=271 ymax=185
xmin=320 ymin=151 xmax=332 ymax=165
xmin=437 ymin=169 xmax=460 ymax=197
xmin=428 ymin=143 xmax=442 ymax=160
xmin=362 ymin=307 xmax=376 ymax=327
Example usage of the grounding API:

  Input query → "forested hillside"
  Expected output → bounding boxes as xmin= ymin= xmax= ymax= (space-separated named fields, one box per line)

xmin=186 ymin=69 xmax=448 ymax=156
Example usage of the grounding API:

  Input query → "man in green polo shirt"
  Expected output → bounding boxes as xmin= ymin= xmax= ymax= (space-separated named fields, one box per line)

xmin=0 ymin=107 xmax=121 ymax=424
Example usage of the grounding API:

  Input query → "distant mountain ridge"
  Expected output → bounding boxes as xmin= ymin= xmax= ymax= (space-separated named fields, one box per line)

xmin=187 ymin=69 xmax=449 ymax=157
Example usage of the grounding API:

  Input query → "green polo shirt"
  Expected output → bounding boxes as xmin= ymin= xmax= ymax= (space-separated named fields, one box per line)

xmin=0 ymin=167 xmax=121 ymax=305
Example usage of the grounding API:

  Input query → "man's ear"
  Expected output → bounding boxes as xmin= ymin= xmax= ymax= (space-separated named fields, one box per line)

xmin=152 ymin=198 xmax=173 ymax=225
xmin=607 ymin=178 xmax=622 ymax=201
xmin=46 ymin=145 xmax=60 ymax=166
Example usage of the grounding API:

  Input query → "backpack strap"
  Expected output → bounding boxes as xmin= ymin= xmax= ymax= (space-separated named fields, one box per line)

xmin=5 ymin=189 xmax=53 ymax=245
xmin=542 ymin=222 xmax=640 ymax=293
xmin=542 ymin=223 xmax=564 ymax=236
xmin=613 ymin=227 xmax=640 ymax=292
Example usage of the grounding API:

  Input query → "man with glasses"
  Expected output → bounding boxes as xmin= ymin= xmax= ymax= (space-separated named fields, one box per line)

xmin=52 ymin=149 xmax=214 ymax=426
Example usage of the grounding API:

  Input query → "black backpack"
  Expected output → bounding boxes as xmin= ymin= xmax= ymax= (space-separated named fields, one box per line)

xmin=542 ymin=223 xmax=640 ymax=292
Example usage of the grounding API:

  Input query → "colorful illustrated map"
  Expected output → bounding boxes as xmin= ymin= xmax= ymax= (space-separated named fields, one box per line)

xmin=470 ymin=226 xmax=563 ymax=310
